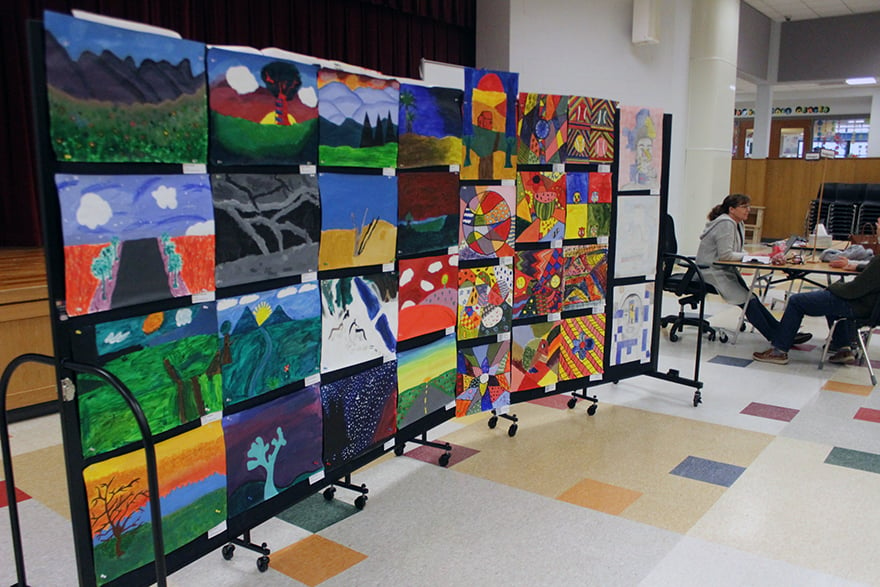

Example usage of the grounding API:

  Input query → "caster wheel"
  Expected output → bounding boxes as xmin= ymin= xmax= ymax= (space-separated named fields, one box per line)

xmin=394 ymin=444 xmax=405 ymax=456
xmin=257 ymin=555 xmax=270 ymax=572
xmin=487 ymin=415 xmax=498 ymax=429
xmin=719 ymin=332 xmax=729 ymax=343
xmin=587 ymin=404 xmax=597 ymax=416
xmin=739 ymin=323 xmax=747 ymax=332
xmin=707 ymin=331 xmax=716 ymax=341
xmin=221 ymin=544 xmax=234 ymax=560
xmin=669 ymin=331 xmax=679 ymax=342
xmin=567 ymin=397 xmax=577 ymax=409
xmin=693 ymin=391 xmax=702 ymax=407
xmin=508 ymin=424 xmax=518 ymax=437
xmin=439 ymin=452 xmax=451 ymax=467
xmin=323 ymin=487 xmax=336 ymax=501
xmin=354 ymin=495 xmax=368 ymax=510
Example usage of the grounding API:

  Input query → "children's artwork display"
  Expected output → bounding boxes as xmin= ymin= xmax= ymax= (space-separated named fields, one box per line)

xmin=207 ymin=48 xmax=319 ymax=165
xmin=56 ymin=174 xmax=215 ymax=317
xmin=397 ymin=334 xmax=457 ymax=429
xmin=512 ymin=248 xmax=563 ymax=319
xmin=611 ymin=283 xmax=654 ymax=365
xmin=461 ymin=67 xmax=519 ymax=180
xmin=459 ymin=184 xmax=515 ymax=261
xmin=559 ymin=313 xmax=606 ymax=381
xmin=318 ymin=172 xmax=397 ymax=270
xmin=588 ymin=172 xmax=612 ymax=203
xmin=397 ymin=83 xmax=463 ymax=168
xmin=218 ymin=283 xmax=321 ymax=406
xmin=510 ymin=321 xmax=561 ymax=391
xmin=318 ymin=68 xmax=399 ymax=168
xmin=515 ymin=170 xmax=566 ymax=242
xmin=565 ymin=96 xmax=617 ymax=164
xmin=321 ymin=361 xmax=398 ymax=468
xmin=212 ymin=173 xmax=319 ymax=288
xmin=76 ymin=304 xmax=222 ymax=456
xmin=397 ymin=171 xmax=460 ymax=256
xmin=564 ymin=171 xmax=590 ymax=240
xmin=222 ymin=386 xmax=323 ymax=517
xmin=398 ymin=255 xmax=458 ymax=341
xmin=44 ymin=11 xmax=207 ymax=164
xmin=562 ymin=245 xmax=608 ymax=311
xmin=614 ymin=195 xmax=660 ymax=279
xmin=83 ymin=422 xmax=226 ymax=585
xmin=457 ymin=264 xmax=513 ymax=340
xmin=456 ymin=341 xmax=511 ymax=416
xmin=320 ymin=273 xmax=398 ymax=373
xmin=588 ymin=204 xmax=612 ymax=238
xmin=517 ymin=93 xmax=567 ymax=165
xmin=619 ymin=105 xmax=663 ymax=192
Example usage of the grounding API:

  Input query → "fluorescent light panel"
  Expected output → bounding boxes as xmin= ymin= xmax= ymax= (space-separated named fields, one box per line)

xmin=845 ymin=77 xmax=877 ymax=85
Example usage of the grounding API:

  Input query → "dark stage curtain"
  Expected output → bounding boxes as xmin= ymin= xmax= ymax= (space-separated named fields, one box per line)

xmin=0 ymin=0 xmax=476 ymax=247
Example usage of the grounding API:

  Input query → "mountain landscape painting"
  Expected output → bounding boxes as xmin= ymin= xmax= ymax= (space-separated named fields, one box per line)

xmin=212 ymin=173 xmax=319 ymax=288
xmin=207 ymin=47 xmax=318 ymax=165
xmin=43 ymin=10 xmax=207 ymax=163
xmin=397 ymin=82 xmax=463 ymax=168
xmin=397 ymin=171 xmax=460 ymax=257
xmin=318 ymin=68 xmax=399 ymax=168
xmin=217 ymin=282 xmax=321 ymax=406
xmin=56 ymin=173 xmax=215 ymax=317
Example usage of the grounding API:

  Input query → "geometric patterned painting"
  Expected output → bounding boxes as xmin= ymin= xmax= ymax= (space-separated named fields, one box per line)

xmin=515 ymin=170 xmax=566 ymax=242
xmin=457 ymin=264 xmax=513 ymax=340
xmin=461 ymin=68 xmax=518 ymax=181
xmin=619 ymin=104 xmax=663 ymax=192
xmin=398 ymin=254 xmax=458 ymax=341
xmin=510 ymin=321 xmax=561 ymax=392
xmin=565 ymin=95 xmax=591 ymax=165
xmin=512 ymin=248 xmax=563 ymax=319
xmin=456 ymin=341 xmax=511 ymax=417
xmin=559 ymin=313 xmax=606 ymax=381
xmin=564 ymin=171 xmax=590 ymax=240
xmin=517 ymin=93 xmax=567 ymax=165
xmin=586 ymin=97 xmax=617 ymax=163
xmin=397 ymin=334 xmax=457 ymax=429
xmin=610 ymin=283 xmax=653 ymax=365
xmin=397 ymin=82 xmax=463 ymax=169
xmin=562 ymin=244 xmax=608 ymax=312
xmin=459 ymin=184 xmax=515 ymax=261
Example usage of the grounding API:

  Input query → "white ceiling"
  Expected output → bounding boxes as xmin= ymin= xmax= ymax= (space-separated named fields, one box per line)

xmin=745 ymin=0 xmax=880 ymax=22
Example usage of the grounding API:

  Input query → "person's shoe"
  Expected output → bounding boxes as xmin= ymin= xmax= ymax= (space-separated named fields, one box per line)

xmin=752 ymin=348 xmax=789 ymax=365
xmin=793 ymin=332 xmax=813 ymax=345
xmin=828 ymin=347 xmax=856 ymax=365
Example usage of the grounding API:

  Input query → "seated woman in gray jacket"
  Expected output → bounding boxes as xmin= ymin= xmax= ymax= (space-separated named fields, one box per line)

xmin=695 ymin=193 xmax=810 ymax=345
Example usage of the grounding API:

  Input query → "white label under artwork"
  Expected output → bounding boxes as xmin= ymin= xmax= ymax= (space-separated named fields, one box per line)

xmin=300 ymin=165 xmax=317 ymax=175
xmin=450 ymin=164 xmax=460 ymax=172
xmin=182 ymin=163 xmax=207 ymax=174
xmin=383 ymin=263 xmax=395 ymax=273
xmin=497 ymin=332 xmax=511 ymax=342
xmin=545 ymin=383 xmax=556 ymax=393
xmin=383 ymin=167 xmax=396 ymax=176
xmin=599 ymin=164 xmax=611 ymax=173
xmin=207 ymin=521 xmax=226 ymax=539
xmin=305 ymin=373 xmax=321 ymax=386
xmin=192 ymin=291 xmax=215 ymax=303
xmin=302 ymin=271 xmax=318 ymax=282
xmin=309 ymin=470 xmax=326 ymax=485
xmin=384 ymin=438 xmax=395 ymax=451
xmin=200 ymin=411 xmax=221 ymax=425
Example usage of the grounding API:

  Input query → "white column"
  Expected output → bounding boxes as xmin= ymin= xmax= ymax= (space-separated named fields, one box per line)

xmin=869 ymin=89 xmax=880 ymax=158
xmin=679 ymin=0 xmax=740 ymax=254
xmin=752 ymin=83 xmax=773 ymax=159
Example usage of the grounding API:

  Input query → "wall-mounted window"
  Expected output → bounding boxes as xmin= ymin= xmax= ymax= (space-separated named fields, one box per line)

xmin=812 ymin=118 xmax=870 ymax=158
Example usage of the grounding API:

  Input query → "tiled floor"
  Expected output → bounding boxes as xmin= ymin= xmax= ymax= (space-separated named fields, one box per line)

xmin=2 ymin=294 xmax=880 ymax=586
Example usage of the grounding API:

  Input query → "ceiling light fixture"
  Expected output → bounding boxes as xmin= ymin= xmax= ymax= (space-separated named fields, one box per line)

xmin=845 ymin=77 xmax=877 ymax=85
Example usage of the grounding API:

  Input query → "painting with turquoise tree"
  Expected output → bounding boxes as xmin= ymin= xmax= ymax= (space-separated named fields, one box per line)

xmin=461 ymin=67 xmax=519 ymax=180
xmin=55 ymin=173 xmax=215 ymax=317
xmin=517 ymin=93 xmax=567 ymax=165
xmin=44 ymin=10 xmax=207 ymax=163
xmin=397 ymin=171 xmax=460 ymax=257
xmin=459 ymin=184 xmax=515 ymax=261
xmin=320 ymin=272 xmax=398 ymax=374
xmin=83 ymin=421 xmax=226 ymax=585
xmin=398 ymin=254 xmax=458 ymax=341
xmin=513 ymin=248 xmax=563 ymax=318
xmin=515 ymin=170 xmax=566 ymax=242
xmin=321 ymin=361 xmax=398 ymax=468
xmin=511 ymin=321 xmax=561 ymax=392
xmin=456 ymin=340 xmax=510 ymax=416
xmin=207 ymin=47 xmax=318 ymax=165
xmin=397 ymin=334 xmax=457 ymax=429
xmin=212 ymin=173 xmax=319 ymax=288
xmin=222 ymin=386 xmax=323 ymax=517
xmin=397 ymin=82 xmax=463 ymax=168
xmin=318 ymin=68 xmax=399 ymax=168
xmin=217 ymin=282 xmax=321 ymax=406
xmin=75 ymin=303 xmax=222 ymax=457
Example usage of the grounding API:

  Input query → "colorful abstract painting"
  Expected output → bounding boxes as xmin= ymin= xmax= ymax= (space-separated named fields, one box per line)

xmin=456 ymin=341 xmax=510 ymax=416
xmin=321 ymin=361 xmax=398 ymax=468
xmin=588 ymin=172 xmax=613 ymax=203
xmin=83 ymin=421 xmax=226 ymax=584
xmin=397 ymin=334 xmax=457 ymax=429
xmin=223 ymin=386 xmax=323 ymax=517
xmin=564 ymin=171 xmax=590 ymax=240
xmin=614 ymin=195 xmax=660 ymax=279
xmin=461 ymin=68 xmax=518 ymax=180
xmin=320 ymin=273 xmax=398 ymax=373
xmin=318 ymin=68 xmax=399 ymax=168
xmin=611 ymin=283 xmax=654 ymax=366
xmin=459 ymin=184 xmax=515 ymax=261
xmin=510 ymin=321 xmax=561 ymax=391
xmin=44 ymin=11 xmax=207 ymax=164
xmin=619 ymin=105 xmax=663 ymax=192
xmin=398 ymin=255 xmax=457 ymax=341
xmin=212 ymin=173 xmax=319 ymax=288
xmin=587 ymin=204 xmax=612 ymax=238
xmin=559 ymin=313 xmax=606 ymax=381
xmin=397 ymin=171 xmax=460 ymax=256
xmin=218 ymin=282 xmax=321 ymax=406
xmin=318 ymin=172 xmax=397 ymax=270
xmin=517 ymin=93 xmax=567 ymax=164
xmin=207 ymin=47 xmax=318 ymax=165
xmin=515 ymin=170 xmax=566 ymax=242
xmin=76 ymin=304 xmax=222 ymax=456
xmin=513 ymin=248 xmax=563 ymax=318
xmin=56 ymin=173 xmax=215 ymax=317
xmin=562 ymin=245 xmax=608 ymax=311
xmin=565 ymin=96 xmax=617 ymax=164
xmin=565 ymin=96 xmax=591 ymax=164
xmin=457 ymin=264 xmax=513 ymax=340
xmin=397 ymin=83 xmax=463 ymax=168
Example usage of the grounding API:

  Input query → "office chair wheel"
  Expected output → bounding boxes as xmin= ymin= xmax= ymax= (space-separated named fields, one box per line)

xmin=439 ymin=452 xmax=451 ymax=467
xmin=257 ymin=555 xmax=270 ymax=572
xmin=354 ymin=495 xmax=368 ymax=510
xmin=394 ymin=443 xmax=405 ymax=456
xmin=323 ymin=487 xmax=336 ymax=501
xmin=222 ymin=544 xmax=235 ymax=560
xmin=718 ymin=331 xmax=728 ymax=343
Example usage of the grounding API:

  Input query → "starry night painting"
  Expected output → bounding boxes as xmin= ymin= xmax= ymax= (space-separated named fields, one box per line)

xmin=397 ymin=82 xmax=463 ymax=168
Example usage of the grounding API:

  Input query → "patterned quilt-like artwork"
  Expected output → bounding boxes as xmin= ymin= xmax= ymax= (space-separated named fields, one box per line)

xmin=510 ymin=321 xmax=561 ymax=391
xmin=513 ymin=248 xmax=563 ymax=319
xmin=559 ymin=313 xmax=606 ymax=380
xmin=457 ymin=264 xmax=513 ymax=340
xmin=515 ymin=171 xmax=566 ymax=242
xmin=565 ymin=96 xmax=617 ymax=164
xmin=564 ymin=171 xmax=590 ymax=240
xmin=562 ymin=244 xmax=608 ymax=311
xmin=459 ymin=184 xmax=515 ymax=261
xmin=517 ymin=93 xmax=567 ymax=165
xmin=611 ymin=283 xmax=654 ymax=365
xmin=456 ymin=341 xmax=511 ymax=416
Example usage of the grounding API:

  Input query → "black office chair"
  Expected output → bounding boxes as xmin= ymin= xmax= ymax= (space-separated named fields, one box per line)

xmin=818 ymin=295 xmax=880 ymax=385
xmin=659 ymin=214 xmax=727 ymax=343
